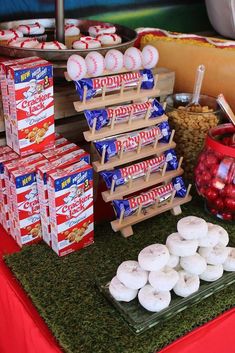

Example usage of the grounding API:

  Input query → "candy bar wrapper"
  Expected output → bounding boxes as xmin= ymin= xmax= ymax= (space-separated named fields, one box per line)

xmin=84 ymin=99 xmax=165 ymax=130
xmin=100 ymin=149 xmax=178 ymax=189
xmin=94 ymin=121 xmax=171 ymax=163
xmin=75 ymin=69 xmax=154 ymax=101
xmin=113 ymin=176 xmax=187 ymax=219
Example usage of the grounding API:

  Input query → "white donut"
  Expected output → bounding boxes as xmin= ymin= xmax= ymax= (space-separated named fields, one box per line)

xmin=116 ymin=260 xmax=148 ymax=290
xmin=138 ymin=244 xmax=169 ymax=271
xmin=65 ymin=19 xmax=80 ymax=26
xmin=96 ymin=33 xmax=122 ymax=46
xmin=177 ymin=216 xmax=208 ymax=240
xmin=109 ymin=276 xmax=138 ymax=302
xmin=199 ymin=244 xmax=229 ymax=265
xmin=200 ymin=264 xmax=223 ymax=282
xmin=17 ymin=23 xmax=45 ymax=35
xmin=89 ymin=25 xmax=116 ymax=37
xmin=35 ymin=41 xmax=67 ymax=49
xmin=138 ymin=285 xmax=171 ymax=312
xmin=65 ymin=24 xmax=80 ymax=36
xmin=180 ymin=253 xmax=207 ymax=275
xmin=149 ymin=267 xmax=179 ymax=291
xmin=173 ymin=270 xmax=200 ymax=297
xmin=223 ymin=247 xmax=235 ymax=271
xmin=73 ymin=37 xmax=101 ymax=49
xmin=166 ymin=233 xmax=198 ymax=257
xmin=166 ymin=254 xmax=179 ymax=268
xmin=8 ymin=37 xmax=39 ymax=48
xmin=198 ymin=223 xmax=221 ymax=247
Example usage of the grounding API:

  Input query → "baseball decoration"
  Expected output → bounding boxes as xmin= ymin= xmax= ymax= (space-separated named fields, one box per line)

xmin=104 ymin=49 xmax=124 ymax=72
xmin=123 ymin=47 xmax=142 ymax=71
xmin=67 ymin=54 xmax=87 ymax=81
xmin=85 ymin=51 xmax=105 ymax=77
xmin=141 ymin=45 xmax=159 ymax=69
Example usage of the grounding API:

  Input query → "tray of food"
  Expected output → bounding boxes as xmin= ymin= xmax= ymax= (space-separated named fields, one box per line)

xmin=0 ymin=18 xmax=137 ymax=61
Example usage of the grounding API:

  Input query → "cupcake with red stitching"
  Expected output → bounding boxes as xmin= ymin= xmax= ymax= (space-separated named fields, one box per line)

xmin=8 ymin=37 xmax=39 ymax=48
xmin=35 ymin=41 xmax=67 ymax=50
xmin=96 ymin=33 xmax=122 ymax=47
xmin=72 ymin=36 xmax=101 ymax=49
xmin=65 ymin=24 xmax=81 ymax=48
xmin=16 ymin=22 xmax=46 ymax=42
xmin=0 ymin=29 xmax=23 ymax=46
xmin=88 ymin=24 xmax=116 ymax=37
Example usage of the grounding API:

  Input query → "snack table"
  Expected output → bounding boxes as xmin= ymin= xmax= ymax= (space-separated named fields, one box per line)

xmin=1 ymin=198 xmax=235 ymax=353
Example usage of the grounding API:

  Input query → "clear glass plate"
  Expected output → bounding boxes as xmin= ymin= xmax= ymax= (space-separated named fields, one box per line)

xmin=96 ymin=271 xmax=235 ymax=334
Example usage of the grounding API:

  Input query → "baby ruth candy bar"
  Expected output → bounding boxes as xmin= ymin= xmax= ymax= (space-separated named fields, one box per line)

xmin=113 ymin=176 xmax=187 ymax=218
xmin=94 ymin=121 xmax=171 ymax=163
xmin=84 ymin=99 xmax=165 ymax=130
xmin=74 ymin=69 xmax=154 ymax=100
xmin=100 ymin=149 xmax=178 ymax=189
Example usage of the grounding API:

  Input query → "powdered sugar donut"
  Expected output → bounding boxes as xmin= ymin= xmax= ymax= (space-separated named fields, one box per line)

xmin=17 ymin=23 xmax=45 ymax=35
xmin=138 ymin=285 xmax=171 ymax=312
xmin=200 ymin=264 xmax=223 ymax=282
xmin=85 ymin=51 xmax=105 ymax=77
xmin=109 ymin=276 xmax=138 ymax=302
xmin=67 ymin=54 xmax=87 ymax=81
xmin=73 ymin=37 xmax=101 ymax=49
xmin=149 ymin=267 xmax=179 ymax=291
xmin=223 ymin=247 xmax=235 ymax=271
xmin=124 ymin=47 xmax=142 ymax=71
xmin=116 ymin=260 xmax=148 ymax=290
xmin=177 ymin=216 xmax=208 ymax=240
xmin=0 ymin=29 xmax=23 ymax=44
xmin=141 ymin=45 xmax=159 ymax=69
xmin=89 ymin=24 xmax=116 ymax=37
xmin=166 ymin=254 xmax=179 ymax=268
xmin=96 ymin=33 xmax=122 ymax=47
xmin=180 ymin=253 xmax=207 ymax=275
xmin=198 ymin=222 xmax=221 ymax=247
xmin=173 ymin=270 xmax=200 ymax=297
xmin=8 ymin=37 xmax=39 ymax=48
xmin=166 ymin=233 xmax=198 ymax=257
xmin=199 ymin=244 xmax=229 ymax=265
xmin=104 ymin=49 xmax=124 ymax=72
xmin=138 ymin=244 xmax=169 ymax=271
xmin=65 ymin=24 xmax=80 ymax=36
xmin=35 ymin=41 xmax=67 ymax=49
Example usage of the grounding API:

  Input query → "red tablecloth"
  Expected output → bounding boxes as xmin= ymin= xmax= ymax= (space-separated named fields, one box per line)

xmin=1 ymin=229 xmax=235 ymax=353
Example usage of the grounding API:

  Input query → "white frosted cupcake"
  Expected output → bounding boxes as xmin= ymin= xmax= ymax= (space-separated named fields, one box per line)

xmin=65 ymin=24 xmax=81 ymax=48
xmin=89 ymin=24 xmax=116 ymax=37
xmin=73 ymin=36 xmax=101 ymax=49
xmin=35 ymin=41 xmax=67 ymax=49
xmin=8 ymin=37 xmax=39 ymax=48
xmin=96 ymin=33 xmax=122 ymax=47
xmin=0 ymin=29 xmax=23 ymax=45
xmin=17 ymin=23 xmax=46 ymax=41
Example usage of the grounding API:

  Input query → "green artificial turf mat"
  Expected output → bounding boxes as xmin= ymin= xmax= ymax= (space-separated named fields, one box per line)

xmin=5 ymin=197 xmax=235 ymax=353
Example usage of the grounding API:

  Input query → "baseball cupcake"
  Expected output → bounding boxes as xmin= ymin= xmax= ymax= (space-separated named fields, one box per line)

xmin=0 ymin=29 xmax=23 ymax=46
xmin=17 ymin=22 xmax=46 ymax=41
xmin=88 ymin=24 xmax=116 ymax=37
xmin=73 ymin=36 xmax=101 ymax=49
xmin=8 ymin=37 xmax=39 ymax=48
xmin=96 ymin=33 xmax=122 ymax=47
xmin=65 ymin=24 xmax=81 ymax=48
xmin=35 ymin=41 xmax=67 ymax=50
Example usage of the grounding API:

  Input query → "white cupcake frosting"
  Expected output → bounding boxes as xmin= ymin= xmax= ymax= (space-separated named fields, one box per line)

xmin=8 ymin=37 xmax=39 ymax=48
xmin=73 ymin=36 xmax=101 ymax=49
xmin=17 ymin=23 xmax=45 ymax=35
xmin=0 ymin=29 xmax=23 ymax=40
xmin=89 ymin=24 xmax=116 ymax=37
xmin=65 ymin=24 xmax=80 ymax=36
xmin=96 ymin=33 xmax=122 ymax=45
xmin=35 ymin=41 xmax=67 ymax=49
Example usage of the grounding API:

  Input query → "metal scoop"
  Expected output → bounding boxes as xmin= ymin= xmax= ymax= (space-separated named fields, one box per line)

xmin=217 ymin=94 xmax=235 ymax=126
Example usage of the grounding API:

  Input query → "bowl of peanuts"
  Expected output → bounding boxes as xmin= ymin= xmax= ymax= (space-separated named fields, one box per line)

xmin=166 ymin=93 xmax=223 ymax=181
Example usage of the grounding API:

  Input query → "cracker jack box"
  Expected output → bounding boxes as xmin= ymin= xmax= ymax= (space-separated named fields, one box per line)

xmin=9 ymin=158 xmax=47 ymax=247
xmin=37 ymin=149 xmax=90 ymax=246
xmin=3 ymin=153 xmax=44 ymax=235
xmin=42 ymin=142 xmax=80 ymax=161
xmin=47 ymin=160 xmax=94 ymax=256
xmin=0 ymin=151 xmax=19 ymax=226
xmin=7 ymin=58 xmax=55 ymax=156
xmin=0 ymin=57 xmax=40 ymax=148
xmin=54 ymin=137 xmax=69 ymax=148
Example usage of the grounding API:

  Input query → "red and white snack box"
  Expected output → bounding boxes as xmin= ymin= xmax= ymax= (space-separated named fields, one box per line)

xmin=42 ymin=142 xmax=88 ymax=161
xmin=37 ymin=149 xmax=90 ymax=246
xmin=4 ymin=153 xmax=44 ymax=236
xmin=47 ymin=160 xmax=94 ymax=256
xmin=0 ymin=145 xmax=13 ymax=155
xmin=7 ymin=58 xmax=55 ymax=156
xmin=0 ymin=57 xmax=41 ymax=148
xmin=0 ymin=151 xmax=19 ymax=226
xmin=9 ymin=158 xmax=47 ymax=247
xmin=54 ymin=137 xmax=69 ymax=148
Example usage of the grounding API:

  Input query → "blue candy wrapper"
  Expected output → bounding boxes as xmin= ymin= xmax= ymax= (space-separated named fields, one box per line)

xmin=94 ymin=121 xmax=172 ymax=163
xmin=84 ymin=99 xmax=165 ymax=130
xmin=74 ymin=69 xmax=154 ymax=101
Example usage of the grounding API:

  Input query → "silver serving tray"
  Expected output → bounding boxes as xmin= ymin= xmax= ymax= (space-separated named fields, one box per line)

xmin=0 ymin=19 xmax=137 ymax=62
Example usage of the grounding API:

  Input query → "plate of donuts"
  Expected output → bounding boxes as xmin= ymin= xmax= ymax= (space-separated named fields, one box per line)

xmin=96 ymin=216 xmax=235 ymax=334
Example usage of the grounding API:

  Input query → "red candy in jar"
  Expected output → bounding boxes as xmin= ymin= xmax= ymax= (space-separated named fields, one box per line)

xmin=195 ymin=123 xmax=235 ymax=222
